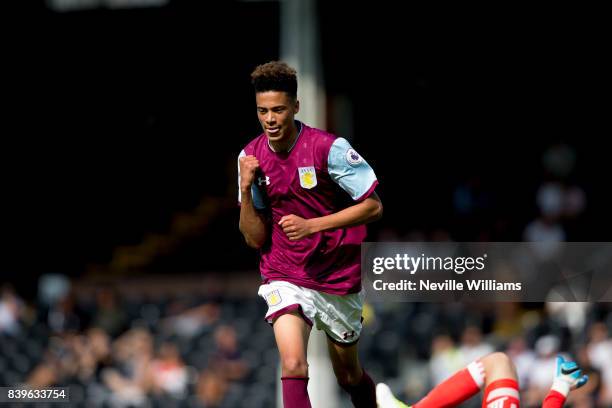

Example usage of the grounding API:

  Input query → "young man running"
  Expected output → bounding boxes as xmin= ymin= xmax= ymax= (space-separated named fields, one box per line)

xmin=238 ymin=61 xmax=382 ymax=407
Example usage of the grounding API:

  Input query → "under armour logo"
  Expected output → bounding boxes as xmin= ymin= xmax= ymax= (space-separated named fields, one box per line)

xmin=258 ymin=176 xmax=270 ymax=186
xmin=342 ymin=331 xmax=356 ymax=340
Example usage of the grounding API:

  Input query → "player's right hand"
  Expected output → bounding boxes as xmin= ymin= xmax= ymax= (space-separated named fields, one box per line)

xmin=239 ymin=155 xmax=260 ymax=191
xmin=551 ymin=355 xmax=588 ymax=396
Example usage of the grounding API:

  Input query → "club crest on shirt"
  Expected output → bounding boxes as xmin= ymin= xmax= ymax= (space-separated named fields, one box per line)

xmin=346 ymin=149 xmax=363 ymax=166
xmin=298 ymin=166 xmax=317 ymax=189
xmin=265 ymin=290 xmax=282 ymax=306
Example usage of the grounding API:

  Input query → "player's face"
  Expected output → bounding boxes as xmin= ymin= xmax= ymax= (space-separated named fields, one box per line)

xmin=255 ymin=91 xmax=299 ymax=143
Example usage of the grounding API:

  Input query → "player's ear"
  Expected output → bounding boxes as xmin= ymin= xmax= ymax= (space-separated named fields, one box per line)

xmin=294 ymin=99 xmax=300 ymax=114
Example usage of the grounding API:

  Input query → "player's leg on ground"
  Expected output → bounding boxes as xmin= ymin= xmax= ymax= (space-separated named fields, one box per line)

xmin=326 ymin=337 xmax=376 ymax=408
xmin=377 ymin=352 xmax=519 ymax=408
xmin=480 ymin=352 xmax=520 ymax=408
xmin=274 ymin=312 xmax=312 ymax=408
xmin=410 ymin=355 xmax=487 ymax=407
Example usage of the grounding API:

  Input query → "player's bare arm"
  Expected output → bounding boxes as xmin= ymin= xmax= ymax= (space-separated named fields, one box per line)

xmin=239 ymin=155 xmax=268 ymax=249
xmin=279 ymin=192 xmax=382 ymax=241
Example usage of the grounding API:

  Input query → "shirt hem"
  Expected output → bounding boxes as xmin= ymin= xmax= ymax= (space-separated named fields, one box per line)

xmin=261 ymin=277 xmax=361 ymax=296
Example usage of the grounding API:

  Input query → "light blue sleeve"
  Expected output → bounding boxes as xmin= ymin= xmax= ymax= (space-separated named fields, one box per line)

xmin=327 ymin=138 xmax=378 ymax=201
xmin=237 ymin=149 xmax=267 ymax=209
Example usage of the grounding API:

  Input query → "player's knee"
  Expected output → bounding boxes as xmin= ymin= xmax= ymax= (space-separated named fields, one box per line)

xmin=281 ymin=357 xmax=309 ymax=377
xmin=483 ymin=352 xmax=511 ymax=367
xmin=482 ymin=352 xmax=516 ymax=378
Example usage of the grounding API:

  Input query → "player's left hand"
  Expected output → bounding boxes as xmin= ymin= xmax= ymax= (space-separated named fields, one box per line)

xmin=278 ymin=214 xmax=314 ymax=240
xmin=551 ymin=355 xmax=589 ymax=397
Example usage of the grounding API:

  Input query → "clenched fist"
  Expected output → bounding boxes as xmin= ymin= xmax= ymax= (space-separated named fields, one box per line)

xmin=239 ymin=155 xmax=260 ymax=192
xmin=279 ymin=214 xmax=314 ymax=241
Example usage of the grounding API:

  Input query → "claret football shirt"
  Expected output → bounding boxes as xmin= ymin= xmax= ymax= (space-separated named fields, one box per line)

xmin=238 ymin=121 xmax=378 ymax=295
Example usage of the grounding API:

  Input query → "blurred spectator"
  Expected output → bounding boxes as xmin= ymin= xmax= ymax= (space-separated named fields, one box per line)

xmin=197 ymin=369 xmax=228 ymax=408
xmin=523 ymin=182 xmax=566 ymax=263
xmin=429 ymin=333 xmax=464 ymax=386
xmin=38 ymin=274 xmax=70 ymax=308
xmin=536 ymin=183 xmax=565 ymax=220
xmin=75 ymin=327 xmax=113 ymax=383
xmin=586 ymin=322 xmax=612 ymax=405
xmin=47 ymin=292 xmax=85 ymax=334
xmin=209 ymin=325 xmax=248 ymax=381
xmin=523 ymin=215 xmax=565 ymax=244
xmin=0 ymin=283 xmax=24 ymax=336
xmin=27 ymin=360 xmax=58 ymax=388
xmin=524 ymin=334 xmax=560 ymax=406
xmin=523 ymin=216 xmax=565 ymax=261
xmin=26 ymin=327 xmax=113 ymax=391
xmin=103 ymin=369 xmax=149 ymax=408
xmin=27 ymin=334 xmax=79 ymax=387
xmin=91 ymin=287 xmax=128 ymax=337
xmin=567 ymin=344 xmax=601 ymax=408
xmin=102 ymin=328 xmax=154 ymax=407
xmin=505 ymin=336 xmax=535 ymax=388
xmin=161 ymin=300 xmax=220 ymax=339
xmin=535 ymin=180 xmax=586 ymax=225
xmin=491 ymin=303 xmax=536 ymax=342
xmin=150 ymin=342 xmax=188 ymax=397
xmin=545 ymin=301 xmax=591 ymax=339
xmin=458 ymin=325 xmax=494 ymax=364
xmin=196 ymin=325 xmax=248 ymax=407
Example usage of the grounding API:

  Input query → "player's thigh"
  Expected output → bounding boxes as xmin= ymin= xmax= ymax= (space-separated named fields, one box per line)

xmin=273 ymin=311 xmax=312 ymax=362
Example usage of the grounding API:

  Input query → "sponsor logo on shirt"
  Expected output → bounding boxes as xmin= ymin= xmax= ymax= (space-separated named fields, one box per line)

xmin=265 ymin=290 xmax=282 ymax=306
xmin=346 ymin=149 xmax=363 ymax=166
xmin=298 ymin=166 xmax=317 ymax=189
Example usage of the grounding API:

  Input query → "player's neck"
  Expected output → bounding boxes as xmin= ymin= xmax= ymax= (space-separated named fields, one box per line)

xmin=269 ymin=122 xmax=299 ymax=153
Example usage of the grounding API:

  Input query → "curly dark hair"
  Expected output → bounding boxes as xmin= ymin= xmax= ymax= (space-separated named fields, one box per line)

xmin=251 ymin=61 xmax=297 ymax=98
